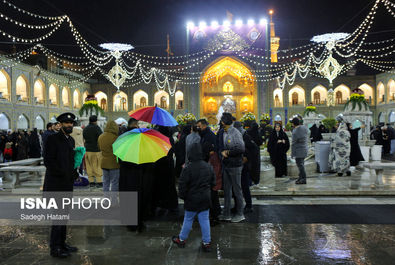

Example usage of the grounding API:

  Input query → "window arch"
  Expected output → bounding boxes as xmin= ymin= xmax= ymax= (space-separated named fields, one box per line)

xmin=34 ymin=115 xmax=45 ymax=130
xmin=0 ymin=113 xmax=10 ymax=130
xmin=358 ymin=83 xmax=374 ymax=104
xmin=133 ymin=90 xmax=148 ymax=109
xmin=16 ymin=75 xmax=29 ymax=102
xmin=273 ymin=88 xmax=283 ymax=107
xmin=388 ymin=80 xmax=395 ymax=102
xmin=288 ymin=86 xmax=305 ymax=106
xmin=33 ymin=79 xmax=45 ymax=104
xmin=377 ymin=82 xmax=385 ymax=103
xmin=95 ymin=91 xmax=107 ymax=111
xmin=334 ymin=84 xmax=350 ymax=104
xmin=0 ymin=69 xmax=11 ymax=101
xmin=311 ymin=85 xmax=327 ymax=105
xmin=223 ymin=81 xmax=234 ymax=93
xmin=17 ymin=114 xmax=29 ymax=130
xmin=62 ymin=87 xmax=70 ymax=107
xmin=49 ymin=84 xmax=58 ymax=105
xmin=73 ymin=89 xmax=81 ymax=108
xmin=113 ymin=91 xmax=128 ymax=111
xmin=154 ymin=90 xmax=169 ymax=109
xmin=175 ymin=91 xmax=184 ymax=109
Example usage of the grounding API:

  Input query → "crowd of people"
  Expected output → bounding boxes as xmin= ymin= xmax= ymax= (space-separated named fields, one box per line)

xmin=16 ymin=110 xmax=395 ymax=257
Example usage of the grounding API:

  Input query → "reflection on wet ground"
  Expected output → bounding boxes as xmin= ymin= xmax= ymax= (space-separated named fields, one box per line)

xmin=1 ymin=222 xmax=394 ymax=265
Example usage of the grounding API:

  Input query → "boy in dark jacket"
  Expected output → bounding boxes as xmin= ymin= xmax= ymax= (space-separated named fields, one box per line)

xmin=172 ymin=143 xmax=216 ymax=252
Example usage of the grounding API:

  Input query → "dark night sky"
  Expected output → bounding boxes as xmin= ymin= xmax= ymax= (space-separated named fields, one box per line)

xmin=1 ymin=0 xmax=394 ymax=58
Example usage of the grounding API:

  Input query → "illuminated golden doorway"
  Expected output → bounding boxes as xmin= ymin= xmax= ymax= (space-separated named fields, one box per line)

xmin=200 ymin=57 xmax=257 ymax=124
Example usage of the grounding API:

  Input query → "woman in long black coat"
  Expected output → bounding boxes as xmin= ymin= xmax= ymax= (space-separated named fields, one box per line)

xmin=347 ymin=123 xmax=365 ymax=166
xmin=267 ymin=123 xmax=290 ymax=178
xmin=28 ymin=129 xmax=42 ymax=158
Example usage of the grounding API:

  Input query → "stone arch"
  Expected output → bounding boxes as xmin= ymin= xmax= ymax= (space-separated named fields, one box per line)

xmin=16 ymin=75 xmax=29 ymax=102
xmin=133 ymin=90 xmax=149 ymax=110
xmin=288 ymin=86 xmax=305 ymax=106
xmin=34 ymin=115 xmax=45 ymax=130
xmin=378 ymin=112 xmax=385 ymax=123
xmin=113 ymin=91 xmax=128 ymax=111
xmin=154 ymin=90 xmax=169 ymax=109
xmin=73 ymin=89 xmax=81 ymax=108
xmin=200 ymin=56 xmax=256 ymax=122
xmin=334 ymin=84 xmax=350 ymax=104
xmin=83 ymin=91 xmax=89 ymax=103
xmin=48 ymin=84 xmax=58 ymax=105
xmin=62 ymin=87 xmax=70 ymax=107
xmin=377 ymin=82 xmax=385 ymax=103
xmin=0 ymin=112 xmax=10 ymax=130
xmin=274 ymin=114 xmax=282 ymax=121
xmin=95 ymin=91 xmax=107 ymax=111
xmin=311 ymin=85 xmax=327 ymax=105
xmin=33 ymin=79 xmax=45 ymax=104
xmin=358 ymin=83 xmax=374 ymax=104
xmin=273 ymin=88 xmax=283 ymax=107
xmin=388 ymin=79 xmax=395 ymax=102
xmin=17 ymin=114 xmax=29 ymax=130
xmin=0 ymin=69 xmax=11 ymax=101
xmin=389 ymin=111 xmax=395 ymax=123
xmin=175 ymin=90 xmax=184 ymax=109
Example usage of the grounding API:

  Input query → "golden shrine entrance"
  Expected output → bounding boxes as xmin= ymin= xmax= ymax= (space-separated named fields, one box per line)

xmin=200 ymin=57 xmax=257 ymax=124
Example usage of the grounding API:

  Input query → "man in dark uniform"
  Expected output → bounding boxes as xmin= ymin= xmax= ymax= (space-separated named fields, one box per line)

xmin=43 ymin=112 xmax=79 ymax=258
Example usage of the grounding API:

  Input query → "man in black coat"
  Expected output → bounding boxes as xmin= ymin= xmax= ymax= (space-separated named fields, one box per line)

xmin=43 ymin=112 xmax=79 ymax=258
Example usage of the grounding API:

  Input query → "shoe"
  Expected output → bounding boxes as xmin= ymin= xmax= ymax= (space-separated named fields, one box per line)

xmin=295 ymin=179 xmax=306 ymax=184
xmin=231 ymin=215 xmax=245 ymax=223
xmin=346 ymin=171 xmax=351 ymax=176
xmin=201 ymin=242 xmax=211 ymax=252
xmin=172 ymin=236 xmax=185 ymax=248
xmin=63 ymin=243 xmax=78 ymax=252
xmin=244 ymin=207 xmax=253 ymax=214
xmin=218 ymin=215 xmax=231 ymax=221
xmin=89 ymin=182 xmax=95 ymax=188
xmin=96 ymin=183 xmax=103 ymax=188
xmin=338 ymin=173 xmax=343 ymax=177
xmin=50 ymin=247 xmax=70 ymax=258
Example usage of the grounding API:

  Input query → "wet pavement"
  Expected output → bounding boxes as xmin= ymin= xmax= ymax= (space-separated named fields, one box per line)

xmin=1 ymin=205 xmax=395 ymax=265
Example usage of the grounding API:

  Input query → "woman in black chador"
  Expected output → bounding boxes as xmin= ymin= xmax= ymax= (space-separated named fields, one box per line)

xmin=347 ymin=123 xmax=365 ymax=166
xmin=268 ymin=123 xmax=290 ymax=178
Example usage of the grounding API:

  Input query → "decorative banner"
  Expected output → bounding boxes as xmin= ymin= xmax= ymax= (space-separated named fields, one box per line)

xmin=285 ymin=108 xmax=288 ymax=123
xmin=269 ymin=108 xmax=273 ymax=125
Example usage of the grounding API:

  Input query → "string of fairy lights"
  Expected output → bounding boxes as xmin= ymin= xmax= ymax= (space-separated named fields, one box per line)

xmin=0 ymin=0 xmax=394 ymax=95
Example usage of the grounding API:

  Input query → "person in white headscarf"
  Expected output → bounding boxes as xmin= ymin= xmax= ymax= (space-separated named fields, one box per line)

xmin=330 ymin=121 xmax=351 ymax=176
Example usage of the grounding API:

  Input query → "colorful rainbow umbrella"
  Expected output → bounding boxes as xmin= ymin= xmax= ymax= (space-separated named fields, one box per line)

xmin=128 ymin=106 xmax=178 ymax=126
xmin=112 ymin=128 xmax=171 ymax=164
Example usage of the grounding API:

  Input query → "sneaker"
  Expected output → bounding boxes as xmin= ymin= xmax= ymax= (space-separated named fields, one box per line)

xmin=218 ymin=215 xmax=231 ymax=221
xmin=231 ymin=215 xmax=245 ymax=223
xmin=89 ymin=183 xmax=95 ymax=188
xmin=201 ymin=242 xmax=211 ymax=252
xmin=172 ymin=236 xmax=185 ymax=248
xmin=346 ymin=171 xmax=351 ymax=176
xmin=96 ymin=183 xmax=103 ymax=188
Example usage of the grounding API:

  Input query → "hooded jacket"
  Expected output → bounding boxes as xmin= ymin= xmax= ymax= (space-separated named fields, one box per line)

xmin=178 ymin=143 xmax=216 ymax=212
xmin=222 ymin=125 xmax=245 ymax=168
xmin=98 ymin=121 xmax=120 ymax=169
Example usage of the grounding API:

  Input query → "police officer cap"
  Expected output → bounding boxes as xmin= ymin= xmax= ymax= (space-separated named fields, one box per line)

xmin=57 ymin=112 xmax=76 ymax=123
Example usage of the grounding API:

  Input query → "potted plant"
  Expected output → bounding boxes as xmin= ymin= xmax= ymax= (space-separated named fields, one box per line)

xmin=344 ymin=88 xmax=369 ymax=111
xmin=79 ymin=95 xmax=104 ymax=117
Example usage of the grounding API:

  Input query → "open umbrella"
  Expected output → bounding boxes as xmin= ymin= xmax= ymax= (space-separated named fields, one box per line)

xmin=128 ymin=106 xmax=178 ymax=126
xmin=112 ymin=128 xmax=171 ymax=164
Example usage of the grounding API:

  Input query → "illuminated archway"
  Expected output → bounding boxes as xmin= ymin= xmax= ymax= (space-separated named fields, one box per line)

xmin=83 ymin=91 xmax=89 ymax=103
xmin=377 ymin=82 xmax=385 ymax=103
xmin=200 ymin=56 xmax=256 ymax=123
xmin=334 ymin=84 xmax=350 ymax=104
xmin=0 ymin=113 xmax=10 ymax=130
xmin=62 ymin=87 xmax=70 ymax=107
xmin=154 ymin=90 xmax=169 ymax=109
xmin=288 ymin=86 xmax=305 ymax=106
xmin=175 ymin=90 xmax=184 ymax=109
xmin=16 ymin=75 xmax=29 ymax=102
xmin=273 ymin=88 xmax=283 ymax=107
xmin=311 ymin=85 xmax=327 ymax=105
xmin=359 ymin=83 xmax=374 ymax=104
xmin=17 ymin=114 xmax=29 ymax=129
xmin=73 ymin=89 xmax=81 ymax=108
xmin=34 ymin=115 xmax=45 ymax=130
xmin=95 ymin=91 xmax=107 ymax=111
xmin=133 ymin=90 xmax=148 ymax=109
xmin=0 ymin=69 xmax=11 ymax=101
xmin=388 ymin=79 xmax=395 ymax=102
xmin=113 ymin=91 xmax=128 ymax=111
xmin=33 ymin=79 xmax=45 ymax=104
xmin=49 ymin=84 xmax=58 ymax=105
